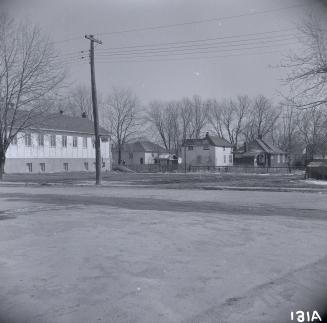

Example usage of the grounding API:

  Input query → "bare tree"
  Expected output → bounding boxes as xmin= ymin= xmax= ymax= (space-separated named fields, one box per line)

xmin=207 ymin=99 xmax=224 ymax=138
xmin=147 ymin=100 xmax=180 ymax=154
xmin=297 ymin=107 xmax=327 ymax=161
xmin=220 ymin=95 xmax=250 ymax=146
xmin=275 ymin=104 xmax=302 ymax=165
xmin=243 ymin=95 xmax=280 ymax=141
xmin=178 ymin=97 xmax=193 ymax=141
xmin=282 ymin=15 xmax=327 ymax=109
xmin=106 ymin=87 xmax=140 ymax=164
xmin=189 ymin=95 xmax=208 ymax=138
xmin=68 ymin=85 xmax=93 ymax=119
xmin=0 ymin=14 xmax=65 ymax=179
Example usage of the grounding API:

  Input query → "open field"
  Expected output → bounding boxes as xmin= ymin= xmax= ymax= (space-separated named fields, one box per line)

xmin=0 ymin=183 xmax=327 ymax=323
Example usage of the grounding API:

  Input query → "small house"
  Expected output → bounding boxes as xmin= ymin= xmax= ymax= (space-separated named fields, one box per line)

xmin=112 ymin=140 xmax=166 ymax=165
xmin=181 ymin=132 xmax=233 ymax=167
xmin=306 ymin=160 xmax=327 ymax=180
xmin=234 ymin=138 xmax=287 ymax=167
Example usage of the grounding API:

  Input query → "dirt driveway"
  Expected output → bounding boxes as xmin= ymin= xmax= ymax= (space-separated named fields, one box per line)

xmin=0 ymin=185 xmax=326 ymax=323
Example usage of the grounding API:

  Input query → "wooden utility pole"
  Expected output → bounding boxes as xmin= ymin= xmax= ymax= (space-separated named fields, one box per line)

xmin=85 ymin=34 xmax=102 ymax=185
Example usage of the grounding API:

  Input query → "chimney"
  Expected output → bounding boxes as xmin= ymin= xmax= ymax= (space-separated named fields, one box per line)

xmin=81 ymin=112 xmax=87 ymax=118
xmin=243 ymin=142 xmax=247 ymax=152
xmin=258 ymin=134 xmax=263 ymax=140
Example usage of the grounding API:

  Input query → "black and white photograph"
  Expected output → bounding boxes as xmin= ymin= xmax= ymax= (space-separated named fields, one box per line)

xmin=0 ymin=0 xmax=327 ymax=322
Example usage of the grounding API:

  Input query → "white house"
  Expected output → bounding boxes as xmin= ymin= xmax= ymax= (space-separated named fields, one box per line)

xmin=5 ymin=112 xmax=111 ymax=173
xmin=181 ymin=132 xmax=233 ymax=167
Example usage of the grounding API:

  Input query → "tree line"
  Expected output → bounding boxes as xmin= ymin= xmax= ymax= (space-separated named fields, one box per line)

xmin=1 ymin=12 xmax=326 ymax=176
xmin=64 ymin=86 xmax=326 ymax=165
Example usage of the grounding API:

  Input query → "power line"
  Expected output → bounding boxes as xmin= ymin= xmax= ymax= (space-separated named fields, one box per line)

xmin=55 ymin=34 xmax=299 ymax=65
xmin=96 ymin=35 xmax=297 ymax=57
xmin=56 ymin=28 xmax=298 ymax=61
xmin=96 ymin=3 xmax=307 ymax=36
xmin=97 ymin=28 xmax=297 ymax=52
xmin=94 ymin=49 xmax=290 ymax=65
xmin=51 ymin=3 xmax=310 ymax=44
xmin=94 ymin=40 xmax=299 ymax=60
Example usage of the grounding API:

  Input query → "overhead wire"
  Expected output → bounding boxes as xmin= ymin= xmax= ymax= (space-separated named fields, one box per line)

xmin=95 ymin=35 xmax=298 ymax=58
xmin=51 ymin=3 xmax=309 ymax=45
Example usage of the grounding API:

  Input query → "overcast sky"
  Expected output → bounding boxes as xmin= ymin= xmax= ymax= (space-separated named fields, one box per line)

xmin=4 ymin=0 xmax=327 ymax=103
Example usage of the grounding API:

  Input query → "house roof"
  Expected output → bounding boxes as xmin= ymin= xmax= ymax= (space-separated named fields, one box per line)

xmin=182 ymin=134 xmax=233 ymax=147
xmin=114 ymin=140 xmax=166 ymax=153
xmin=208 ymin=135 xmax=233 ymax=147
xmin=236 ymin=138 xmax=286 ymax=156
xmin=11 ymin=110 xmax=109 ymax=136
xmin=255 ymin=139 xmax=285 ymax=154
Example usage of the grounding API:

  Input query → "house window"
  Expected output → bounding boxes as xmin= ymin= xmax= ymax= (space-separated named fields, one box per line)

xmin=26 ymin=163 xmax=32 ymax=173
xmin=188 ymin=146 xmax=193 ymax=151
xmin=140 ymin=157 xmax=144 ymax=165
xmin=277 ymin=154 xmax=280 ymax=164
xmin=63 ymin=163 xmax=69 ymax=171
xmin=84 ymin=162 xmax=89 ymax=171
xmin=62 ymin=135 xmax=67 ymax=148
xmin=129 ymin=152 xmax=133 ymax=160
xmin=73 ymin=136 xmax=78 ymax=147
xmin=203 ymin=145 xmax=209 ymax=150
xmin=229 ymin=155 xmax=233 ymax=163
xmin=12 ymin=135 xmax=18 ymax=145
xmin=224 ymin=155 xmax=227 ymax=164
xmin=25 ymin=133 xmax=32 ymax=147
xmin=50 ymin=134 xmax=56 ymax=147
xmin=38 ymin=134 xmax=44 ymax=146
xmin=92 ymin=137 xmax=95 ymax=148
xmin=83 ymin=137 xmax=88 ymax=148
xmin=40 ymin=163 xmax=45 ymax=172
xmin=196 ymin=155 xmax=202 ymax=164
xmin=223 ymin=146 xmax=225 ymax=151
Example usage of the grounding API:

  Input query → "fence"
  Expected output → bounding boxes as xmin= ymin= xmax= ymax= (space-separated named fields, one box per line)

xmin=189 ymin=165 xmax=305 ymax=174
xmin=118 ymin=163 xmax=305 ymax=174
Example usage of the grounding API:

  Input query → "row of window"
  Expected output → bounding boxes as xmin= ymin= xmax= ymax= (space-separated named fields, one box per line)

xmin=13 ymin=134 xmax=91 ymax=148
xmin=26 ymin=162 xmax=91 ymax=173
xmin=188 ymin=145 xmax=228 ymax=151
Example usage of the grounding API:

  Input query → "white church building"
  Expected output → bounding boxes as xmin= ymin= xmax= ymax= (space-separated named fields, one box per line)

xmin=5 ymin=112 xmax=111 ymax=174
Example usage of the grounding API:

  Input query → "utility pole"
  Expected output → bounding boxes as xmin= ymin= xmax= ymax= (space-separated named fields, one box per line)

xmin=85 ymin=34 xmax=102 ymax=185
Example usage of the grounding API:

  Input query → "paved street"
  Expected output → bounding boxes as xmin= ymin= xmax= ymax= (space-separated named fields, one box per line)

xmin=0 ymin=184 xmax=327 ymax=323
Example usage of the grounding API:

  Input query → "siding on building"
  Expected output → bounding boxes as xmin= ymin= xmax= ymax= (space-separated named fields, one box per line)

xmin=5 ymin=131 xmax=111 ymax=173
xmin=182 ymin=133 xmax=233 ymax=167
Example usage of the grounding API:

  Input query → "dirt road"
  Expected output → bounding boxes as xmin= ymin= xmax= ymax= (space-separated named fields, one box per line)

xmin=0 ymin=185 xmax=326 ymax=323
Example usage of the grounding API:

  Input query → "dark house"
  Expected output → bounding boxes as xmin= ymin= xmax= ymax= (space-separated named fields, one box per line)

xmin=112 ymin=140 xmax=166 ymax=165
xmin=306 ymin=160 xmax=327 ymax=180
xmin=234 ymin=138 xmax=288 ymax=167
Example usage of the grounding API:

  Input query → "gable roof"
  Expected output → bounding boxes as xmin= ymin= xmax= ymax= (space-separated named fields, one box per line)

xmin=114 ymin=140 xmax=166 ymax=153
xmin=255 ymin=139 xmax=285 ymax=154
xmin=235 ymin=138 xmax=286 ymax=156
xmin=182 ymin=134 xmax=233 ymax=147
xmin=208 ymin=135 xmax=233 ymax=147
xmin=11 ymin=110 xmax=109 ymax=136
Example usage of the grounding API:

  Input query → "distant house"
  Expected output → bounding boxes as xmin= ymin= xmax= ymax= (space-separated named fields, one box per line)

xmin=181 ymin=132 xmax=233 ymax=167
xmin=112 ymin=140 xmax=166 ymax=165
xmin=5 ymin=112 xmax=111 ymax=173
xmin=306 ymin=160 xmax=327 ymax=180
xmin=234 ymin=138 xmax=287 ymax=167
